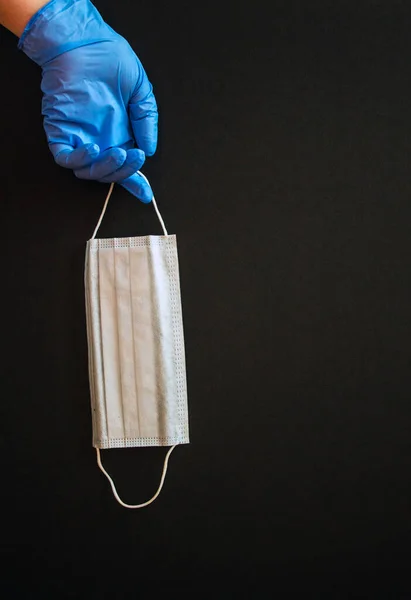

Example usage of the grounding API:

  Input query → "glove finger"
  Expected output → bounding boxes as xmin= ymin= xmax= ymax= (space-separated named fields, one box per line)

xmin=130 ymin=75 xmax=158 ymax=157
xmin=74 ymin=147 xmax=128 ymax=181
xmin=120 ymin=172 xmax=153 ymax=204
xmin=53 ymin=143 xmax=100 ymax=169
xmin=99 ymin=149 xmax=146 ymax=183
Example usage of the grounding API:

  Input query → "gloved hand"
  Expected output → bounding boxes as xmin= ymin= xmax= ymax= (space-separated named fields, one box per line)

xmin=18 ymin=0 xmax=158 ymax=203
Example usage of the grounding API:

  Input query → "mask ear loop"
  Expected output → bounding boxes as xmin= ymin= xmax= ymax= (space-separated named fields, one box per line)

xmin=138 ymin=171 xmax=168 ymax=236
xmin=91 ymin=172 xmax=168 ymax=240
xmin=91 ymin=173 xmax=176 ymax=508
xmin=96 ymin=446 xmax=176 ymax=509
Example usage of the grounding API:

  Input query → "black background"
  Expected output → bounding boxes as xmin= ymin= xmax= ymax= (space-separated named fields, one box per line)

xmin=1 ymin=0 xmax=411 ymax=597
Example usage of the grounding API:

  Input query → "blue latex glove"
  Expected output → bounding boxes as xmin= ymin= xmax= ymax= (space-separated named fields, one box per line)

xmin=18 ymin=0 xmax=158 ymax=203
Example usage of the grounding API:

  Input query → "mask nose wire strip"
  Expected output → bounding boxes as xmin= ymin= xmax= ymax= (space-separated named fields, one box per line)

xmin=96 ymin=446 xmax=176 ymax=509
xmin=91 ymin=173 xmax=174 ymax=509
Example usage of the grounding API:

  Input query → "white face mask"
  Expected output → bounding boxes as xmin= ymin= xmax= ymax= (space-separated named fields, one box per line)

xmin=84 ymin=174 xmax=189 ymax=508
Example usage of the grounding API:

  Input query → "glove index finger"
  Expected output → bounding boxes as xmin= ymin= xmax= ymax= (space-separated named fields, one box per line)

xmin=121 ymin=172 xmax=153 ymax=203
xmin=129 ymin=79 xmax=158 ymax=156
xmin=53 ymin=143 xmax=100 ymax=169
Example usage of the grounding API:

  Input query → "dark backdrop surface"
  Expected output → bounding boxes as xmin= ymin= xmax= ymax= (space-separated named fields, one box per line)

xmin=1 ymin=1 xmax=411 ymax=596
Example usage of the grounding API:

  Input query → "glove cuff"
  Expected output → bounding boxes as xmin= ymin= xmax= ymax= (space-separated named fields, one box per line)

xmin=18 ymin=0 xmax=111 ymax=66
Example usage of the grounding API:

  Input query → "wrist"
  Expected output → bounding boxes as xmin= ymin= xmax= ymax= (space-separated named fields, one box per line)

xmin=18 ymin=0 xmax=111 ymax=66
xmin=0 ymin=0 xmax=50 ymax=36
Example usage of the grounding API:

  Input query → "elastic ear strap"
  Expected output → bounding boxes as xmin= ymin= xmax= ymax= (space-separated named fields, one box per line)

xmin=96 ymin=446 xmax=176 ymax=509
xmin=91 ymin=173 xmax=168 ymax=240
xmin=138 ymin=171 xmax=168 ymax=236
xmin=91 ymin=182 xmax=114 ymax=240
